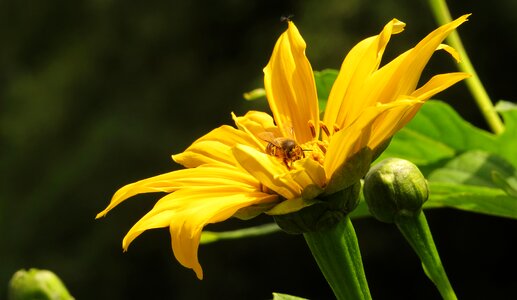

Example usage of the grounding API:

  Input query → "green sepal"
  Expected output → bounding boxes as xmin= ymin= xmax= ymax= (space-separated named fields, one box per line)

xmin=274 ymin=182 xmax=361 ymax=234
xmin=266 ymin=197 xmax=321 ymax=216
xmin=233 ymin=201 xmax=278 ymax=220
xmin=325 ymin=147 xmax=373 ymax=196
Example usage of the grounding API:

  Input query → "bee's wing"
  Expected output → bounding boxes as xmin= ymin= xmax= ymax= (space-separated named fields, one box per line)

xmin=257 ymin=132 xmax=280 ymax=146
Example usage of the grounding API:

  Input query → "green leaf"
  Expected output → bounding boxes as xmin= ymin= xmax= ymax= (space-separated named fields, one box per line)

xmin=351 ymin=182 xmax=517 ymax=220
xmin=428 ymin=150 xmax=516 ymax=188
xmin=424 ymin=182 xmax=517 ymax=219
xmin=425 ymin=151 xmax=517 ymax=219
xmin=272 ymin=292 xmax=309 ymax=300
xmin=496 ymin=103 xmax=517 ymax=166
xmin=492 ymin=171 xmax=517 ymax=198
xmin=314 ymin=69 xmax=338 ymax=113
xmin=200 ymin=223 xmax=281 ymax=245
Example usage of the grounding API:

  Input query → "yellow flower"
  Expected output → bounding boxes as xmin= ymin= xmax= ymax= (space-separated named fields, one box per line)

xmin=97 ymin=15 xmax=470 ymax=279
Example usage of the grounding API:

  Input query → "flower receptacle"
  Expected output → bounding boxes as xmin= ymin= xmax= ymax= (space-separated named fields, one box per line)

xmin=274 ymin=181 xmax=361 ymax=234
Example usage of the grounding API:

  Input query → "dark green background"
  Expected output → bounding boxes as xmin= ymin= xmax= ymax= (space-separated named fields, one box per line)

xmin=1 ymin=0 xmax=516 ymax=299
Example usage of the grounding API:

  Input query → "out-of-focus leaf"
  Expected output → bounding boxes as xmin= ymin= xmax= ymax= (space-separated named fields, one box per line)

xmin=243 ymin=88 xmax=266 ymax=101
xmin=428 ymin=150 xmax=516 ymax=188
xmin=272 ymin=292 xmax=309 ymax=300
xmin=424 ymin=182 xmax=517 ymax=219
xmin=496 ymin=103 xmax=517 ymax=166
xmin=425 ymin=151 xmax=517 ymax=218
xmin=492 ymin=171 xmax=517 ymax=197
xmin=314 ymin=69 xmax=338 ymax=113
xmin=353 ymin=181 xmax=517 ymax=220
xmin=200 ymin=223 xmax=281 ymax=244
xmin=495 ymin=100 xmax=517 ymax=112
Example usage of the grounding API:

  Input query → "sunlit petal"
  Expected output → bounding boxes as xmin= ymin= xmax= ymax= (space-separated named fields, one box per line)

xmin=232 ymin=144 xmax=301 ymax=199
xmin=324 ymin=19 xmax=406 ymax=131
xmin=264 ymin=21 xmax=319 ymax=142
xmin=96 ymin=164 xmax=261 ymax=218
xmin=411 ymin=72 xmax=471 ymax=100
xmin=123 ymin=187 xmax=277 ymax=279
xmin=173 ymin=125 xmax=257 ymax=168
xmin=364 ymin=15 xmax=470 ymax=108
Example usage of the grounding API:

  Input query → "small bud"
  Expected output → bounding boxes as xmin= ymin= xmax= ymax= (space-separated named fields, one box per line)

xmin=363 ymin=158 xmax=429 ymax=223
xmin=8 ymin=268 xmax=74 ymax=300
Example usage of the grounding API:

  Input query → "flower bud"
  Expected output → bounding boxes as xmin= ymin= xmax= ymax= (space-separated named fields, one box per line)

xmin=8 ymin=269 xmax=74 ymax=300
xmin=363 ymin=158 xmax=428 ymax=223
xmin=274 ymin=181 xmax=361 ymax=234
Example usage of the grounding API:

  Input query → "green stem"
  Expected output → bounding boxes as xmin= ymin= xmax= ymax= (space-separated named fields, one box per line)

xmin=303 ymin=217 xmax=371 ymax=300
xmin=396 ymin=213 xmax=456 ymax=300
xmin=428 ymin=0 xmax=505 ymax=134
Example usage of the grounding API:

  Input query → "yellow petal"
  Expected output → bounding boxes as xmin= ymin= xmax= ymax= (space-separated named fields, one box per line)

xmin=411 ymin=72 xmax=471 ymax=100
xmin=264 ymin=21 xmax=319 ymax=143
xmin=291 ymin=158 xmax=327 ymax=191
xmin=173 ymin=125 xmax=257 ymax=168
xmin=367 ymin=99 xmax=425 ymax=149
xmin=231 ymin=111 xmax=280 ymax=149
xmin=324 ymin=101 xmax=408 ymax=178
xmin=436 ymin=44 xmax=461 ymax=63
xmin=365 ymin=15 xmax=470 ymax=106
xmin=324 ymin=18 xmax=406 ymax=131
xmin=96 ymin=164 xmax=260 ymax=218
xmin=122 ymin=186 xmax=277 ymax=279
xmin=232 ymin=144 xmax=301 ymax=199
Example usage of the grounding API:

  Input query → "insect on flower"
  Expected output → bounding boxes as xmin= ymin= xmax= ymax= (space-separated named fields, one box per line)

xmin=258 ymin=132 xmax=305 ymax=168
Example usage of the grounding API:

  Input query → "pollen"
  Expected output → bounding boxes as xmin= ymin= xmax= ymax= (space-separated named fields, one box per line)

xmin=320 ymin=122 xmax=330 ymax=137
xmin=308 ymin=120 xmax=317 ymax=138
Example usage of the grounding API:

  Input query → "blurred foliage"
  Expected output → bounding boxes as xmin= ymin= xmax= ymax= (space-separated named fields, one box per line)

xmin=1 ymin=0 xmax=516 ymax=299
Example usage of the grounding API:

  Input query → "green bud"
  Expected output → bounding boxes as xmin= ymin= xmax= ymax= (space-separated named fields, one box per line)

xmin=274 ymin=181 xmax=361 ymax=234
xmin=363 ymin=158 xmax=429 ymax=223
xmin=8 ymin=269 xmax=74 ymax=300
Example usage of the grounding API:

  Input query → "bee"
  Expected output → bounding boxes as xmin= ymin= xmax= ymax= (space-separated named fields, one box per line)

xmin=258 ymin=132 xmax=305 ymax=168
xmin=280 ymin=14 xmax=294 ymax=23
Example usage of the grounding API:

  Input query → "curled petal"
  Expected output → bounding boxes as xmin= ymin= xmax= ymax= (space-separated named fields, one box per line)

xmin=264 ymin=21 xmax=319 ymax=143
xmin=437 ymin=44 xmax=461 ymax=63
xmin=363 ymin=15 xmax=470 ymax=109
xmin=231 ymin=111 xmax=280 ymax=149
xmin=123 ymin=187 xmax=277 ymax=279
xmin=411 ymin=72 xmax=471 ymax=101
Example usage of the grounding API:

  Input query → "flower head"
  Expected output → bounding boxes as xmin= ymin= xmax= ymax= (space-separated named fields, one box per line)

xmin=97 ymin=15 xmax=470 ymax=279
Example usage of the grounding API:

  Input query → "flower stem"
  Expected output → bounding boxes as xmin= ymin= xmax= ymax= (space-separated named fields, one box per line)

xmin=395 ymin=212 xmax=457 ymax=300
xmin=303 ymin=217 xmax=371 ymax=300
xmin=428 ymin=0 xmax=505 ymax=134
